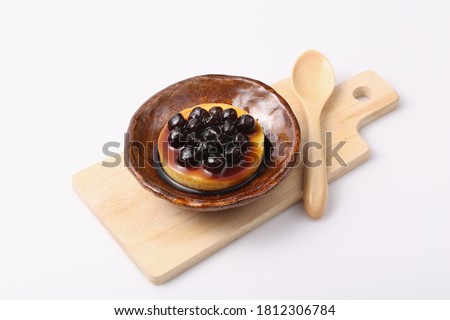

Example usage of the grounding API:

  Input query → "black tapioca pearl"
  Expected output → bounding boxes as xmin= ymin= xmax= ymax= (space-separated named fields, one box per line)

xmin=201 ymin=126 xmax=220 ymax=141
xmin=222 ymin=108 xmax=238 ymax=121
xmin=209 ymin=106 xmax=223 ymax=118
xmin=225 ymin=143 xmax=242 ymax=164
xmin=186 ymin=131 xmax=200 ymax=146
xmin=204 ymin=114 xmax=221 ymax=127
xmin=167 ymin=113 xmax=187 ymax=131
xmin=237 ymin=114 xmax=256 ymax=134
xmin=232 ymin=132 xmax=250 ymax=151
xmin=186 ymin=117 xmax=206 ymax=133
xmin=168 ymin=128 xmax=188 ymax=148
xmin=206 ymin=141 xmax=223 ymax=155
xmin=217 ymin=132 xmax=232 ymax=145
xmin=188 ymin=107 xmax=209 ymax=120
xmin=194 ymin=142 xmax=206 ymax=160
xmin=204 ymin=154 xmax=226 ymax=174
xmin=195 ymin=141 xmax=223 ymax=160
xmin=220 ymin=119 xmax=238 ymax=136
xmin=177 ymin=145 xmax=200 ymax=167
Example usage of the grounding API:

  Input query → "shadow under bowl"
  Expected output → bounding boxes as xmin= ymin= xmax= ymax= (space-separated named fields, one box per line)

xmin=125 ymin=74 xmax=300 ymax=211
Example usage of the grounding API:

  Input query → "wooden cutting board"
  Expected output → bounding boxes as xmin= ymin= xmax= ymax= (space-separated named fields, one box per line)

xmin=72 ymin=71 xmax=398 ymax=284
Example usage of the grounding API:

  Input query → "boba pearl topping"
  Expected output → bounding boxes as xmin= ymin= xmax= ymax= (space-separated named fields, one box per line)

xmin=165 ymin=105 xmax=259 ymax=173
xmin=158 ymin=103 xmax=265 ymax=191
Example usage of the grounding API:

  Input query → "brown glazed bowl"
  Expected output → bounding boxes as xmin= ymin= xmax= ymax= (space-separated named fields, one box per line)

xmin=125 ymin=75 xmax=300 ymax=211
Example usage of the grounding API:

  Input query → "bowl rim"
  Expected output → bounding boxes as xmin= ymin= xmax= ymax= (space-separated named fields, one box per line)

xmin=125 ymin=74 xmax=301 ymax=211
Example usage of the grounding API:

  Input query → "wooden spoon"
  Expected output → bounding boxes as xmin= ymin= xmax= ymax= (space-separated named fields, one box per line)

xmin=291 ymin=50 xmax=335 ymax=219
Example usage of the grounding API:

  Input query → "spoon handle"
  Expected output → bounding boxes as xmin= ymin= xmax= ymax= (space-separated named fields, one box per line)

xmin=303 ymin=116 xmax=328 ymax=219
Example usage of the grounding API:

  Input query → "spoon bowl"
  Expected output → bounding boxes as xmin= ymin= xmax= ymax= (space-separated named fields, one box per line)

xmin=292 ymin=50 xmax=335 ymax=113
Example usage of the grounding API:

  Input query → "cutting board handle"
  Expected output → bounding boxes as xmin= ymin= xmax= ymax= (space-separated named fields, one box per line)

xmin=325 ymin=70 xmax=399 ymax=131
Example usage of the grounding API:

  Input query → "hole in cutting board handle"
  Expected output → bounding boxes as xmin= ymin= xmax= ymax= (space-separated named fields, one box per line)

xmin=353 ymin=86 xmax=371 ymax=101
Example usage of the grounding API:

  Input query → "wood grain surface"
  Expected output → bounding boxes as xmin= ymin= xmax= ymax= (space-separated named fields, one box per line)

xmin=72 ymin=71 xmax=398 ymax=284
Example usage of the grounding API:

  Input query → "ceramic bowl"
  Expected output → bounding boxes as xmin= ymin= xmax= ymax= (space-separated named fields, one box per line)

xmin=125 ymin=74 xmax=300 ymax=211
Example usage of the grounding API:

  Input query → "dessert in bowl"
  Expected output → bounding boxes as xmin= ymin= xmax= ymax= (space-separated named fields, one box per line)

xmin=158 ymin=103 xmax=265 ymax=191
xmin=125 ymin=74 xmax=300 ymax=211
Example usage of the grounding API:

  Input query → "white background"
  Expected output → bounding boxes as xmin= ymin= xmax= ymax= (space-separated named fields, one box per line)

xmin=1 ymin=0 xmax=449 ymax=299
